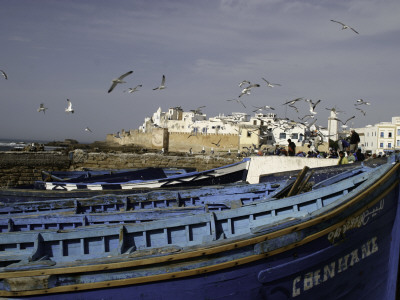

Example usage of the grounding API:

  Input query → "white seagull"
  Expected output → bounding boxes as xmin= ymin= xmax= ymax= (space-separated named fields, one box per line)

xmin=355 ymin=99 xmax=371 ymax=106
xmin=306 ymin=99 xmax=321 ymax=115
xmin=124 ymin=84 xmax=142 ymax=93
xmin=108 ymin=71 xmax=133 ymax=93
xmin=238 ymin=83 xmax=260 ymax=98
xmin=261 ymin=78 xmax=281 ymax=88
xmin=330 ymin=20 xmax=359 ymax=34
xmin=0 ymin=70 xmax=7 ymax=80
xmin=153 ymin=75 xmax=166 ymax=90
xmin=37 ymin=103 xmax=48 ymax=114
xmin=334 ymin=116 xmax=355 ymax=128
xmin=65 ymin=99 xmax=74 ymax=114
xmin=85 ymin=127 xmax=93 ymax=133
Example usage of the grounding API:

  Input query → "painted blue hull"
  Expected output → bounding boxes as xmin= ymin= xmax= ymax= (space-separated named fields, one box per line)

xmin=1 ymin=157 xmax=399 ymax=300
xmin=6 ymin=181 xmax=399 ymax=300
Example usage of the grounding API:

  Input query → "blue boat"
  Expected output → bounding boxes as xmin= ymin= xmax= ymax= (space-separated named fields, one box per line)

xmin=0 ymin=180 xmax=291 ymax=232
xmin=40 ymin=167 xmax=195 ymax=183
xmin=0 ymin=159 xmax=250 ymax=202
xmin=39 ymin=158 xmax=251 ymax=191
xmin=0 ymin=155 xmax=398 ymax=299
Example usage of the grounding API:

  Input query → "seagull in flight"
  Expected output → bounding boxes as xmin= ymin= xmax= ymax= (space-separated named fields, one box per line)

xmin=306 ymin=99 xmax=321 ymax=115
xmin=261 ymin=78 xmax=281 ymax=88
xmin=153 ymin=75 xmax=166 ymax=90
xmin=282 ymin=97 xmax=303 ymax=106
xmin=212 ymin=138 xmax=222 ymax=147
xmin=298 ymin=114 xmax=315 ymax=121
xmin=334 ymin=116 xmax=355 ymax=128
xmin=356 ymin=107 xmax=367 ymax=116
xmin=238 ymin=83 xmax=260 ymax=98
xmin=108 ymin=71 xmax=133 ymax=93
xmin=252 ymin=105 xmax=275 ymax=112
xmin=37 ymin=103 xmax=48 ymax=114
xmin=124 ymin=84 xmax=142 ymax=93
xmin=288 ymin=103 xmax=299 ymax=113
xmin=85 ymin=127 xmax=93 ymax=133
xmin=355 ymin=99 xmax=371 ymax=106
xmin=330 ymin=20 xmax=359 ymax=34
xmin=325 ymin=106 xmax=343 ymax=114
xmin=65 ymin=99 xmax=74 ymax=114
xmin=190 ymin=106 xmax=206 ymax=114
xmin=227 ymin=98 xmax=246 ymax=108
xmin=0 ymin=70 xmax=7 ymax=80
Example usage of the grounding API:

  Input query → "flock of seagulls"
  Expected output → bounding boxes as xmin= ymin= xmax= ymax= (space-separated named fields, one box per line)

xmin=0 ymin=18 xmax=370 ymax=141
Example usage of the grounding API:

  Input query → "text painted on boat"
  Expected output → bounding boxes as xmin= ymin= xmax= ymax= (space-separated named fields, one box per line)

xmin=292 ymin=236 xmax=378 ymax=297
xmin=328 ymin=199 xmax=384 ymax=244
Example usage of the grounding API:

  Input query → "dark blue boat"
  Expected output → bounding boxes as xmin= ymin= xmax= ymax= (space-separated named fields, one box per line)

xmin=0 ymin=155 xmax=398 ymax=299
xmin=0 ymin=159 xmax=250 ymax=202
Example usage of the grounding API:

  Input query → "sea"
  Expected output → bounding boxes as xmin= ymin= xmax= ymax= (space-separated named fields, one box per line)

xmin=0 ymin=139 xmax=62 ymax=152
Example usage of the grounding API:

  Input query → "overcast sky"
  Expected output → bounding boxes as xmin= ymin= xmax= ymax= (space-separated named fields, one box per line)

xmin=1 ymin=0 xmax=399 ymax=143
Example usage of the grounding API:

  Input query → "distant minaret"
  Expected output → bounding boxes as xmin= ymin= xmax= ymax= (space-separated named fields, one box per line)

xmin=328 ymin=109 xmax=339 ymax=141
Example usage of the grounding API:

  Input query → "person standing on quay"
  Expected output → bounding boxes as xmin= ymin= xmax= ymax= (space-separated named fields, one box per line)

xmin=350 ymin=130 xmax=360 ymax=152
xmin=287 ymin=139 xmax=296 ymax=156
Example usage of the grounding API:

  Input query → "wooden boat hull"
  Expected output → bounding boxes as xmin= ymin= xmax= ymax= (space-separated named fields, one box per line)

xmin=0 ymin=158 xmax=399 ymax=299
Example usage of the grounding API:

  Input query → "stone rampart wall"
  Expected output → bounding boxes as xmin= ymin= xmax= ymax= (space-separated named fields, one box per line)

xmin=0 ymin=151 xmax=240 ymax=188
xmin=167 ymin=133 xmax=238 ymax=153
xmin=0 ymin=152 xmax=71 ymax=187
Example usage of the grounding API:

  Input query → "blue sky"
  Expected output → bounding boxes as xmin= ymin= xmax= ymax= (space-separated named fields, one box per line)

xmin=1 ymin=0 xmax=399 ymax=143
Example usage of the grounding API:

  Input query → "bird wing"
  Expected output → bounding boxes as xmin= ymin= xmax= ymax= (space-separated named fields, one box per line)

xmin=345 ymin=116 xmax=355 ymax=123
xmin=239 ymin=80 xmax=250 ymax=87
xmin=0 ymin=70 xmax=7 ymax=80
xmin=108 ymin=82 xmax=118 ymax=93
xmin=350 ymin=27 xmax=359 ymax=34
xmin=118 ymin=71 xmax=133 ymax=80
xmin=261 ymin=78 xmax=270 ymax=85
xmin=331 ymin=19 xmax=345 ymax=26
xmin=313 ymin=99 xmax=321 ymax=109
xmin=161 ymin=75 xmax=166 ymax=86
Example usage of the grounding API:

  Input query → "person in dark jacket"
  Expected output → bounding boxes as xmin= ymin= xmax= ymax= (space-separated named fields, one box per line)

xmin=356 ymin=148 xmax=365 ymax=162
xmin=287 ymin=139 xmax=296 ymax=156
xmin=350 ymin=130 xmax=360 ymax=152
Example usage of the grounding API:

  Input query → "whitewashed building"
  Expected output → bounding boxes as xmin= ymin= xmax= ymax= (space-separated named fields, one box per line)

xmin=356 ymin=116 xmax=400 ymax=155
xmin=139 ymin=107 xmax=329 ymax=151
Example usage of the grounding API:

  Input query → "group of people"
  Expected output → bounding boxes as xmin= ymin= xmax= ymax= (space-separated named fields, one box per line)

xmin=337 ymin=129 xmax=363 ymax=165
xmin=227 ymin=129 xmax=378 ymax=163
